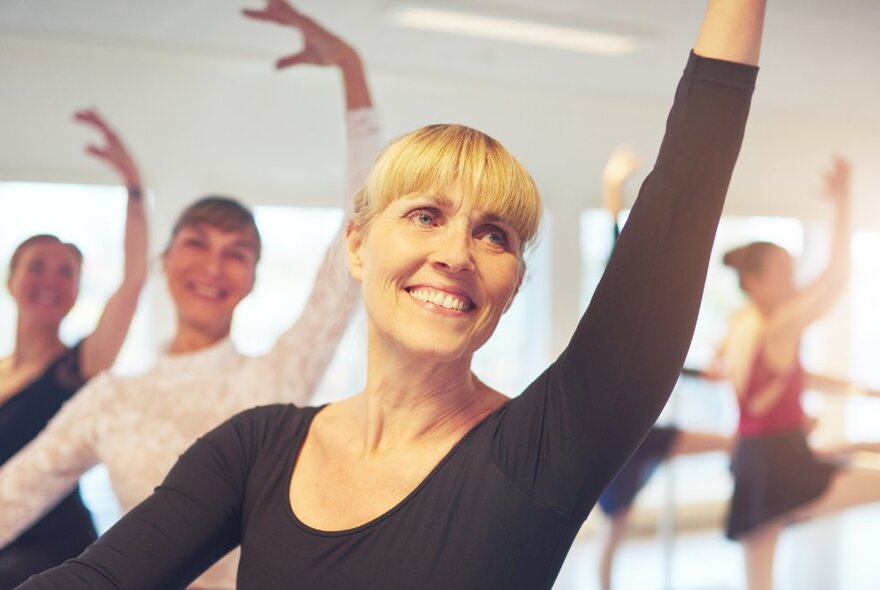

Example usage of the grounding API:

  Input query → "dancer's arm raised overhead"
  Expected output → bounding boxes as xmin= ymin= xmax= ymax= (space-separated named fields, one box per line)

xmin=767 ymin=158 xmax=852 ymax=342
xmin=495 ymin=0 xmax=766 ymax=520
xmin=0 ymin=110 xmax=147 ymax=550
xmin=242 ymin=0 xmax=381 ymax=407
xmin=73 ymin=109 xmax=149 ymax=378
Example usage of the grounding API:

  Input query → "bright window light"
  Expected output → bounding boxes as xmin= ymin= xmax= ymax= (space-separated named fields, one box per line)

xmin=389 ymin=6 xmax=638 ymax=56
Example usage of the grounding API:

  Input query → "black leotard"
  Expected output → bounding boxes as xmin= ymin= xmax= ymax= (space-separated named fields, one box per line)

xmin=18 ymin=52 xmax=757 ymax=590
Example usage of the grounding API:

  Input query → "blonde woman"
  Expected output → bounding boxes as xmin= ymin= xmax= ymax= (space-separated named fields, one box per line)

xmin=19 ymin=1 xmax=766 ymax=587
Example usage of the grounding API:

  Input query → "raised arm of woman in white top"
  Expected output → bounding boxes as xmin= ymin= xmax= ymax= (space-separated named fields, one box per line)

xmin=242 ymin=0 xmax=382 ymax=406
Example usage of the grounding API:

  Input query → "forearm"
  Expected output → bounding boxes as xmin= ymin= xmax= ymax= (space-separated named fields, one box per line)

xmin=828 ymin=197 xmax=852 ymax=284
xmin=0 ymin=449 xmax=91 ymax=548
xmin=694 ymin=0 xmax=768 ymax=65
xmin=746 ymin=381 xmax=786 ymax=415
xmin=121 ymin=187 xmax=149 ymax=289
xmin=339 ymin=56 xmax=372 ymax=111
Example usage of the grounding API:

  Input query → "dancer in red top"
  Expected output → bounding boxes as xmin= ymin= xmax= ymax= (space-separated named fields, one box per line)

xmin=719 ymin=158 xmax=880 ymax=590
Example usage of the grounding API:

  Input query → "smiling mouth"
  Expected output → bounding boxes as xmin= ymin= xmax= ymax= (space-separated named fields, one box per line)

xmin=186 ymin=282 xmax=228 ymax=301
xmin=406 ymin=287 xmax=474 ymax=312
xmin=32 ymin=289 xmax=62 ymax=305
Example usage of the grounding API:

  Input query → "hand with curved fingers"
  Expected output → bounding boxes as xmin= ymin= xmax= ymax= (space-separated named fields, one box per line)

xmin=602 ymin=146 xmax=641 ymax=221
xmin=822 ymin=156 xmax=851 ymax=207
xmin=73 ymin=109 xmax=142 ymax=193
xmin=72 ymin=108 xmax=149 ymax=377
xmin=242 ymin=0 xmax=359 ymax=69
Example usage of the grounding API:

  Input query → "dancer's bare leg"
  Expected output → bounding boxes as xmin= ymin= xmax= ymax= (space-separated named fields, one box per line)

xmin=669 ymin=431 xmax=732 ymax=456
xmin=796 ymin=466 xmax=880 ymax=520
xmin=742 ymin=523 xmax=782 ymax=590
xmin=813 ymin=441 xmax=880 ymax=460
xmin=598 ymin=509 xmax=631 ymax=590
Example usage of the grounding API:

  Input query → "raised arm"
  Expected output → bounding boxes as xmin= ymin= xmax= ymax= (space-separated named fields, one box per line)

xmin=694 ymin=0 xmax=767 ymax=65
xmin=242 ymin=1 xmax=381 ymax=406
xmin=769 ymin=157 xmax=852 ymax=339
xmin=496 ymin=1 xmax=765 ymax=520
xmin=601 ymin=145 xmax=641 ymax=239
xmin=73 ymin=109 xmax=149 ymax=379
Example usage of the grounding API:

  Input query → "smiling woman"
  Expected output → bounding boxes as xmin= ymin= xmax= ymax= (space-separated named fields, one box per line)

xmin=15 ymin=1 xmax=766 ymax=588
xmin=0 ymin=109 xmax=148 ymax=587
xmin=161 ymin=197 xmax=261 ymax=353
xmin=0 ymin=2 xmax=381 ymax=588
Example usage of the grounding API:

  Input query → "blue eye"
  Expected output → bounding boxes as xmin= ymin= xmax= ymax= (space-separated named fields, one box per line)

xmin=478 ymin=225 xmax=509 ymax=249
xmin=408 ymin=208 xmax=438 ymax=227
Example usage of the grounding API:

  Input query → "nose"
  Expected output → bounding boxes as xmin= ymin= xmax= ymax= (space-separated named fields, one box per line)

xmin=430 ymin=224 xmax=475 ymax=274
xmin=203 ymin=249 xmax=223 ymax=277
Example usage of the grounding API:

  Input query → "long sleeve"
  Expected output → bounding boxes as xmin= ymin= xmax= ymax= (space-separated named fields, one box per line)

xmin=494 ymin=52 xmax=758 ymax=521
xmin=253 ymin=107 xmax=382 ymax=407
xmin=12 ymin=407 xmax=283 ymax=590
xmin=0 ymin=373 xmax=111 ymax=548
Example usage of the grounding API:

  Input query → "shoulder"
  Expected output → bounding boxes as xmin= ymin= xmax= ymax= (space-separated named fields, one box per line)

xmin=211 ymin=403 xmax=317 ymax=448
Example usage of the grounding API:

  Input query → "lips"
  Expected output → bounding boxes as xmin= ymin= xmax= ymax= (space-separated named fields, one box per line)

xmin=33 ymin=289 xmax=61 ymax=305
xmin=406 ymin=286 xmax=474 ymax=312
xmin=185 ymin=281 xmax=228 ymax=301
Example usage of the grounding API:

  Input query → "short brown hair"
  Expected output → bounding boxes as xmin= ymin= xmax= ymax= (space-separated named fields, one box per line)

xmin=168 ymin=196 xmax=262 ymax=259
xmin=723 ymin=241 xmax=788 ymax=289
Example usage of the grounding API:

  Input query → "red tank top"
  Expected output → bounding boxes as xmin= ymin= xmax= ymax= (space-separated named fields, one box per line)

xmin=737 ymin=346 xmax=805 ymax=436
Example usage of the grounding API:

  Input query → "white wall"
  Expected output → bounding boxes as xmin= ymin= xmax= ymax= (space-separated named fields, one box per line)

xmin=3 ymin=33 xmax=879 ymax=352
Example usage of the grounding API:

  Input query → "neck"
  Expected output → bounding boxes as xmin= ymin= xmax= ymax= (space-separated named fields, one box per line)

xmin=12 ymin=315 xmax=65 ymax=367
xmin=353 ymin=335 xmax=506 ymax=452
xmin=168 ymin=322 xmax=229 ymax=355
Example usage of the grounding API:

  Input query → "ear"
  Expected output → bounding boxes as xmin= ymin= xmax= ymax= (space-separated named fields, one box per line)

xmin=345 ymin=220 xmax=366 ymax=282
xmin=502 ymin=269 xmax=524 ymax=314
xmin=160 ymin=249 xmax=170 ymax=275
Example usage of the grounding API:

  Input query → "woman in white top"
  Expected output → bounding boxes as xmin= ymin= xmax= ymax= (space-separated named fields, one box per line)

xmin=0 ymin=3 xmax=380 ymax=589
xmin=0 ymin=109 xmax=148 ymax=587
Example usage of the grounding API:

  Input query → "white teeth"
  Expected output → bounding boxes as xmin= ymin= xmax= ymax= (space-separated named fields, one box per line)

xmin=34 ymin=290 xmax=59 ymax=305
xmin=408 ymin=288 xmax=472 ymax=312
xmin=190 ymin=284 xmax=223 ymax=299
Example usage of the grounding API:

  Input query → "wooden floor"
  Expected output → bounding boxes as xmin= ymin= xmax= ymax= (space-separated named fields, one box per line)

xmin=555 ymin=504 xmax=880 ymax=590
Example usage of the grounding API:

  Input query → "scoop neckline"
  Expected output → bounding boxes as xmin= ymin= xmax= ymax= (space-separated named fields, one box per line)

xmin=284 ymin=403 xmax=504 ymax=537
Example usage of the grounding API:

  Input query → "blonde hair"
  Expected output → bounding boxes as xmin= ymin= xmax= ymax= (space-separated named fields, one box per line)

xmin=352 ymin=124 xmax=542 ymax=253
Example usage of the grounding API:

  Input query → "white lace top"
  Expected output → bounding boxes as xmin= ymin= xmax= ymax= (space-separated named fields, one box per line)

xmin=0 ymin=107 xmax=381 ymax=590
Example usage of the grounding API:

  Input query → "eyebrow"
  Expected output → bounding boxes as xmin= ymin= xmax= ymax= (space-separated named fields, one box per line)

xmin=402 ymin=192 xmax=516 ymax=230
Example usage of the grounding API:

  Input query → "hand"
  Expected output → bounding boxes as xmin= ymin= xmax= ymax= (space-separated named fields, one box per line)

xmin=242 ymin=0 xmax=359 ymax=69
xmin=822 ymin=156 xmax=850 ymax=207
xmin=73 ymin=109 xmax=142 ymax=191
xmin=602 ymin=145 xmax=640 ymax=218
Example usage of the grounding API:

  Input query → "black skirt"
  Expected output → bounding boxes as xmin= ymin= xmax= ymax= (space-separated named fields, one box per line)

xmin=725 ymin=429 xmax=834 ymax=539
xmin=598 ymin=426 xmax=680 ymax=515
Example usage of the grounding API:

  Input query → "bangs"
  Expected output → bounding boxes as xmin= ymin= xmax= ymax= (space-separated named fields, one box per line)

xmin=171 ymin=196 xmax=262 ymax=258
xmin=358 ymin=125 xmax=542 ymax=250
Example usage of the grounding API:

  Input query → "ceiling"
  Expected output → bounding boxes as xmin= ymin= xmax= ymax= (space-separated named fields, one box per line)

xmin=1 ymin=0 xmax=878 ymax=125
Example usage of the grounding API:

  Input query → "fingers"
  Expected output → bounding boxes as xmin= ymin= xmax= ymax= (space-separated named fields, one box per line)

xmin=241 ymin=0 xmax=306 ymax=26
xmin=84 ymin=144 xmax=109 ymax=160
xmin=821 ymin=156 xmax=851 ymax=203
xmin=240 ymin=8 xmax=279 ymax=23
xmin=276 ymin=52 xmax=310 ymax=69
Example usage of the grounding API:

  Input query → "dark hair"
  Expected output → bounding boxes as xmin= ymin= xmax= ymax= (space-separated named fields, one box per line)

xmin=167 ymin=196 xmax=262 ymax=259
xmin=9 ymin=234 xmax=83 ymax=276
xmin=723 ymin=241 xmax=787 ymax=289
